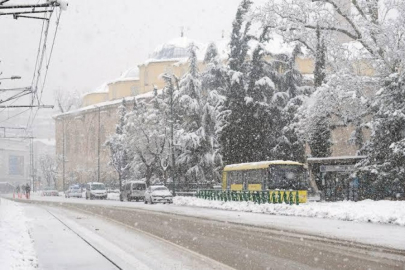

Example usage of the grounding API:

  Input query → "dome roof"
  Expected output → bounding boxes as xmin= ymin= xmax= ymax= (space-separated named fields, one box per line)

xmin=120 ymin=66 xmax=139 ymax=79
xmin=151 ymin=37 xmax=203 ymax=60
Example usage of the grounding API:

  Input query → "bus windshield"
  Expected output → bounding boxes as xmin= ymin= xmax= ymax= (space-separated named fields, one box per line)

xmin=269 ymin=165 xmax=307 ymax=190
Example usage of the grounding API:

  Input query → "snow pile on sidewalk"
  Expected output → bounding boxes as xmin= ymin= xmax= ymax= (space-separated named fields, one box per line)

xmin=107 ymin=192 xmax=120 ymax=200
xmin=174 ymin=197 xmax=405 ymax=226
xmin=0 ymin=198 xmax=38 ymax=269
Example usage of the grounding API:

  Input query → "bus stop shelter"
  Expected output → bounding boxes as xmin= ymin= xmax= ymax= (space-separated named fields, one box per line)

xmin=307 ymin=156 xmax=366 ymax=201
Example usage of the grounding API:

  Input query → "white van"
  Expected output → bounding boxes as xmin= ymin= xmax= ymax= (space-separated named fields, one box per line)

xmin=121 ymin=181 xmax=147 ymax=202
xmin=85 ymin=182 xmax=107 ymax=200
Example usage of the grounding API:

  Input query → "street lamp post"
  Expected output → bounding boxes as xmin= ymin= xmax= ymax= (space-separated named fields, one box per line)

xmin=0 ymin=75 xmax=21 ymax=80
xmin=162 ymin=74 xmax=176 ymax=196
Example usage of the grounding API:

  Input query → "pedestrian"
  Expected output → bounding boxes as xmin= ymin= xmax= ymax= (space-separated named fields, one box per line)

xmin=25 ymin=184 xmax=31 ymax=199
xmin=16 ymin=185 xmax=21 ymax=199
xmin=21 ymin=184 xmax=25 ymax=198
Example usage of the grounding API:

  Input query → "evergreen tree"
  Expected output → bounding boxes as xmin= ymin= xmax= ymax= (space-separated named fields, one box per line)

xmin=308 ymin=117 xmax=332 ymax=157
xmin=314 ymin=25 xmax=326 ymax=88
xmin=228 ymin=0 xmax=253 ymax=72
xmin=273 ymin=45 xmax=306 ymax=162
xmin=359 ymin=72 xmax=405 ymax=199
xmin=220 ymin=0 xmax=255 ymax=165
xmin=202 ymin=42 xmax=227 ymax=95
xmin=283 ymin=45 xmax=303 ymax=98
xmin=204 ymin=42 xmax=219 ymax=63
xmin=176 ymin=43 xmax=220 ymax=183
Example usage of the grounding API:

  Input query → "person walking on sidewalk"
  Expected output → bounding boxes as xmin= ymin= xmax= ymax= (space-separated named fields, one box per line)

xmin=15 ymin=185 xmax=21 ymax=199
xmin=21 ymin=184 xmax=25 ymax=198
xmin=25 ymin=184 xmax=31 ymax=199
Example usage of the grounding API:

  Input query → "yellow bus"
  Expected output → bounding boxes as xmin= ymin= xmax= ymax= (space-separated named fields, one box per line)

xmin=222 ymin=160 xmax=308 ymax=203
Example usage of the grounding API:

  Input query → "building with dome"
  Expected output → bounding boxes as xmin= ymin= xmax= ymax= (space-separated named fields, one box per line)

xmin=54 ymin=36 xmax=317 ymax=190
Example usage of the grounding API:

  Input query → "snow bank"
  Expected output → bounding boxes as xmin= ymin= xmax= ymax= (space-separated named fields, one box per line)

xmin=174 ymin=197 xmax=405 ymax=226
xmin=107 ymin=193 xmax=120 ymax=201
xmin=0 ymin=198 xmax=38 ymax=269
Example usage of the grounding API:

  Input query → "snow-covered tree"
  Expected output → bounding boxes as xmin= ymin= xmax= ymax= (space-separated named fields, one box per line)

xmin=105 ymin=99 xmax=130 ymax=191
xmin=38 ymin=153 xmax=58 ymax=187
xmin=308 ymin=117 xmax=332 ymax=158
xmin=124 ymin=97 xmax=169 ymax=186
xmin=54 ymin=88 xmax=81 ymax=113
xmin=176 ymin=43 xmax=222 ymax=183
xmin=202 ymin=42 xmax=228 ymax=95
xmin=220 ymin=0 xmax=255 ymax=165
xmin=314 ymin=25 xmax=326 ymax=88
xmin=358 ymin=72 xmax=405 ymax=199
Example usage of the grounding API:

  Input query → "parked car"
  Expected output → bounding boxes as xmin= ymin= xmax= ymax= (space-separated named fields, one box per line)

xmin=144 ymin=185 xmax=173 ymax=204
xmin=85 ymin=182 xmax=107 ymax=200
xmin=65 ymin=185 xmax=82 ymax=198
xmin=41 ymin=187 xmax=59 ymax=196
xmin=120 ymin=181 xmax=147 ymax=202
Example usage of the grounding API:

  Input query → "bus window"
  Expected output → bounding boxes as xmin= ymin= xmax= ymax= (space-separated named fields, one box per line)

xmin=245 ymin=169 xmax=263 ymax=191
xmin=227 ymin=171 xmax=243 ymax=190
xmin=268 ymin=165 xmax=307 ymax=190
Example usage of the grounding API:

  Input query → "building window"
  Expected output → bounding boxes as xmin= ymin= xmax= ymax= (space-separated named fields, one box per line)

xmin=9 ymin=155 xmax=24 ymax=176
xmin=144 ymin=70 xmax=149 ymax=86
xmin=131 ymin=86 xmax=139 ymax=96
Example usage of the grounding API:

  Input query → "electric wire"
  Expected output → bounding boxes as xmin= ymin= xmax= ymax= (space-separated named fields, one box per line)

xmin=25 ymin=8 xmax=54 ymax=135
xmin=26 ymin=7 xmax=62 ymax=135
xmin=0 ymin=108 xmax=31 ymax=125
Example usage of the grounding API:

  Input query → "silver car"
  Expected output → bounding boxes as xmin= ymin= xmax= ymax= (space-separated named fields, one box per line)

xmin=120 ymin=181 xmax=147 ymax=202
xmin=85 ymin=182 xmax=107 ymax=200
xmin=144 ymin=185 xmax=173 ymax=204
xmin=65 ymin=185 xmax=82 ymax=198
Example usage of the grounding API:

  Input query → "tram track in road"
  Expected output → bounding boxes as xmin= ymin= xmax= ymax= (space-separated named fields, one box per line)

xmin=45 ymin=209 xmax=124 ymax=270
xmin=11 ymin=197 xmax=405 ymax=270
xmin=13 ymin=197 xmax=405 ymax=257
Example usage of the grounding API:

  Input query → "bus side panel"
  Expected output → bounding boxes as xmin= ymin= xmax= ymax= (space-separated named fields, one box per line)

xmin=231 ymin=184 xmax=243 ymax=191
xmin=298 ymin=190 xmax=307 ymax=203
xmin=248 ymin=184 xmax=262 ymax=191
xmin=222 ymin=172 xmax=227 ymax=190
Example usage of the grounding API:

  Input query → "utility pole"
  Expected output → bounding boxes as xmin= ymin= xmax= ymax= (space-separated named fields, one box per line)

xmin=97 ymin=107 xmax=101 ymax=183
xmin=30 ymin=136 xmax=35 ymax=192
xmin=162 ymin=74 xmax=176 ymax=196
xmin=62 ymin=117 xmax=65 ymax=191
xmin=0 ymin=1 xmax=63 ymax=20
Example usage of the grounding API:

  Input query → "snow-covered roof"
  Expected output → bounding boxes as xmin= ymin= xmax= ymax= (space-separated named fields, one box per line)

xmin=85 ymin=67 xmax=140 ymax=95
xmin=34 ymin=139 xmax=55 ymax=146
xmin=55 ymin=89 xmax=163 ymax=119
xmin=144 ymin=37 xmax=206 ymax=65
xmin=90 ymin=83 xmax=109 ymax=94
xmin=307 ymin=156 xmax=367 ymax=163
xmin=224 ymin=160 xmax=304 ymax=171
xmin=108 ymin=66 xmax=140 ymax=84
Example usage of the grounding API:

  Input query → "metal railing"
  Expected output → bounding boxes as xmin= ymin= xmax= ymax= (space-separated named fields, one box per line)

xmin=195 ymin=190 xmax=301 ymax=205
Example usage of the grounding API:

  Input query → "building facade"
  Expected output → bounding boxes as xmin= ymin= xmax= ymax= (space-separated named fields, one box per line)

xmin=0 ymin=138 xmax=30 ymax=187
xmin=54 ymin=36 xmax=374 ymax=192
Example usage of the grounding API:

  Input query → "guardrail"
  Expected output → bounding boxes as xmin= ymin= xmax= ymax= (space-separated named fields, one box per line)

xmin=195 ymin=190 xmax=301 ymax=205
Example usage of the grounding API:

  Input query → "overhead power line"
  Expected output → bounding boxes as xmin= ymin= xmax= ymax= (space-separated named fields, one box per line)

xmin=0 ymin=105 xmax=54 ymax=108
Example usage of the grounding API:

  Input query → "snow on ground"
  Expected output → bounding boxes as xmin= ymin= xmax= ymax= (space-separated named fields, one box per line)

xmin=174 ymin=197 xmax=405 ymax=226
xmin=9 ymin=193 xmax=405 ymax=250
xmin=107 ymin=192 xmax=120 ymax=201
xmin=0 ymin=198 xmax=38 ymax=270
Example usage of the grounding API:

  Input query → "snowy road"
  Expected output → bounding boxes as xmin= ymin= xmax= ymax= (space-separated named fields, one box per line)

xmin=0 ymin=198 xmax=230 ymax=270
xmin=14 ymin=193 xmax=405 ymax=250
xmin=4 ymin=195 xmax=405 ymax=270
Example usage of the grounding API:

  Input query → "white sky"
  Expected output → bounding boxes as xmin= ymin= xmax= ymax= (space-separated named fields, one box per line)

xmin=0 ymin=0 xmax=255 ymax=105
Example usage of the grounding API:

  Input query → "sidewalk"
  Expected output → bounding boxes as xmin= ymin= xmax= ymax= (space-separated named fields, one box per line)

xmin=0 ymin=198 xmax=115 ymax=270
xmin=0 ymin=197 xmax=230 ymax=270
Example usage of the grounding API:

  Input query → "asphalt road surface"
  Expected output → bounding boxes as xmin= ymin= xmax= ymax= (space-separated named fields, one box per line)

xmin=12 ymin=198 xmax=405 ymax=270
